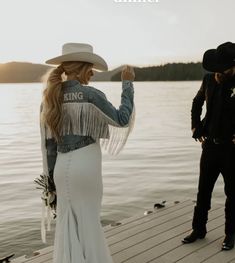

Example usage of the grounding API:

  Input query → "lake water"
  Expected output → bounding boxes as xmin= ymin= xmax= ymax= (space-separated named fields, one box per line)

xmin=0 ymin=82 xmax=226 ymax=258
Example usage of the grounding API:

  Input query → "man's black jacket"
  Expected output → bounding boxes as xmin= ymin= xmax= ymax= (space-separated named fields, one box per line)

xmin=191 ymin=73 xmax=235 ymax=139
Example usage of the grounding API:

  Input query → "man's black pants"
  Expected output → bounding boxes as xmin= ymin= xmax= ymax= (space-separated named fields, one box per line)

xmin=192 ymin=140 xmax=235 ymax=235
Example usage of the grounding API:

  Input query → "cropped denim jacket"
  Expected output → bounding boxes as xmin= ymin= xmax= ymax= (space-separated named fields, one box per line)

xmin=40 ymin=79 xmax=135 ymax=183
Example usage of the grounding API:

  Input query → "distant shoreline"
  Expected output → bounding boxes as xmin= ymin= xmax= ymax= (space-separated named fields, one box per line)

xmin=0 ymin=61 xmax=205 ymax=83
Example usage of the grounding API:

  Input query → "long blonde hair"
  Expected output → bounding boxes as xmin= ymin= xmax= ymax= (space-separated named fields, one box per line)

xmin=41 ymin=61 xmax=93 ymax=142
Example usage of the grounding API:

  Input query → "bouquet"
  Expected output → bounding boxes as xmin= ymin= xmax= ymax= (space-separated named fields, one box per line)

xmin=34 ymin=173 xmax=57 ymax=219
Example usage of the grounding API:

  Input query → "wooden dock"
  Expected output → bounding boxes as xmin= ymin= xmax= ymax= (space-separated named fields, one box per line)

xmin=11 ymin=200 xmax=235 ymax=263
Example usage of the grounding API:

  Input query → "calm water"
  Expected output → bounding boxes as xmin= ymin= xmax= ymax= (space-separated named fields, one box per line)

xmin=0 ymin=82 xmax=225 ymax=258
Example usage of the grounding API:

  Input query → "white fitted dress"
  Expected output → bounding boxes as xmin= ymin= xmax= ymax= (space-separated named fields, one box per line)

xmin=53 ymin=142 xmax=113 ymax=263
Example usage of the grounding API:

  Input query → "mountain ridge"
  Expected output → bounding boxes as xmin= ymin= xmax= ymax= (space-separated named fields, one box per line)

xmin=0 ymin=61 xmax=205 ymax=83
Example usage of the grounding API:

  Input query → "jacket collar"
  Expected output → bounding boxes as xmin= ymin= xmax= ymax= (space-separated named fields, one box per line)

xmin=62 ymin=79 xmax=80 ymax=88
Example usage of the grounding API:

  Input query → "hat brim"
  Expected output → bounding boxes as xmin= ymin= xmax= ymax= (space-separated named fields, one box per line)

xmin=45 ymin=52 xmax=108 ymax=71
xmin=202 ymin=49 xmax=235 ymax=73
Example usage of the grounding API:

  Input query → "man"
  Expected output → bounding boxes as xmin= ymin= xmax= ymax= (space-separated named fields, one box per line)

xmin=182 ymin=42 xmax=235 ymax=250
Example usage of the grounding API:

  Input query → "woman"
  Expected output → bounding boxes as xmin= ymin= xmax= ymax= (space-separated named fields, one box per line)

xmin=40 ymin=43 xmax=135 ymax=263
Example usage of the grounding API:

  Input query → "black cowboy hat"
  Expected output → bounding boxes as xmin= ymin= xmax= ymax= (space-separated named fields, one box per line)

xmin=202 ymin=42 xmax=235 ymax=73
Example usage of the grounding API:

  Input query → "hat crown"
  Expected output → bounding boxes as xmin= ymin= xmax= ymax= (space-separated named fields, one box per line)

xmin=217 ymin=42 xmax=235 ymax=61
xmin=62 ymin=43 xmax=93 ymax=55
xmin=202 ymin=41 xmax=235 ymax=72
xmin=45 ymin=42 xmax=108 ymax=71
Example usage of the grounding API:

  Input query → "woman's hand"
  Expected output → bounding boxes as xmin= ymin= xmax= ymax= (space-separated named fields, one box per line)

xmin=121 ymin=65 xmax=135 ymax=81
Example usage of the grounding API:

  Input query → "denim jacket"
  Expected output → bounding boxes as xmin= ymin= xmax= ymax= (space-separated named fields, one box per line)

xmin=40 ymin=79 xmax=135 ymax=184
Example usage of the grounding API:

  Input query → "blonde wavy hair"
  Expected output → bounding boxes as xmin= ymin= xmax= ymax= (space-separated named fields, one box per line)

xmin=41 ymin=61 xmax=93 ymax=142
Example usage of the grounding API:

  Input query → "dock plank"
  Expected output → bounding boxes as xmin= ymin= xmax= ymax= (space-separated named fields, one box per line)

xmin=115 ymin=213 xmax=224 ymax=263
xmin=12 ymin=201 xmax=235 ymax=263
xmin=203 ymin=250 xmax=235 ymax=263
xmin=11 ymin=256 xmax=27 ymax=263
xmin=108 ymin=202 xmax=195 ymax=246
xmin=151 ymin=226 xmax=224 ymax=263
xmin=109 ymin=207 xmax=204 ymax=255
xmin=104 ymin=200 xmax=192 ymax=236
xmin=111 ymin=207 xmax=224 ymax=262
xmin=12 ymin=247 xmax=52 ymax=263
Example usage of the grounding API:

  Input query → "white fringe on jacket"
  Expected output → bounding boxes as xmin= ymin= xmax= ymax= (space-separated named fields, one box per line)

xmin=46 ymin=102 xmax=135 ymax=155
xmin=40 ymin=122 xmax=55 ymax=243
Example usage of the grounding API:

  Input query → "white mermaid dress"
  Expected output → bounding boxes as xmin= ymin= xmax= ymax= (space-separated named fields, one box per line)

xmin=53 ymin=142 xmax=113 ymax=263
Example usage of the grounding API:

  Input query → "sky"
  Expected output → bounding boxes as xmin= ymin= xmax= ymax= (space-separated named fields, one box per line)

xmin=0 ymin=0 xmax=234 ymax=69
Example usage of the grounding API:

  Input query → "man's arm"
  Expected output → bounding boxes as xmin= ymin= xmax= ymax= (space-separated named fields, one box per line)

xmin=191 ymin=75 xmax=207 ymax=140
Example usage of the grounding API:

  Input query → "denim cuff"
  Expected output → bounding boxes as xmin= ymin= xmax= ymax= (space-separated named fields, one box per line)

xmin=122 ymin=80 xmax=133 ymax=91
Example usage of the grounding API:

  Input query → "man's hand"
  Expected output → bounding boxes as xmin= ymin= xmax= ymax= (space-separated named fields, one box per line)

xmin=192 ymin=128 xmax=205 ymax=143
xmin=196 ymin=137 xmax=206 ymax=143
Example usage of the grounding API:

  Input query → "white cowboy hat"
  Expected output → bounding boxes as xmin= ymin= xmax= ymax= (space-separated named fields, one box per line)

xmin=45 ymin=43 xmax=108 ymax=71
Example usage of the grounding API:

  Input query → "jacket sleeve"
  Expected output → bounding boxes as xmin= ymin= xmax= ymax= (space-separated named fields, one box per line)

xmin=45 ymin=138 xmax=57 ymax=192
xmin=191 ymin=75 xmax=207 ymax=130
xmin=88 ymin=80 xmax=134 ymax=127
xmin=40 ymin=104 xmax=57 ymax=192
